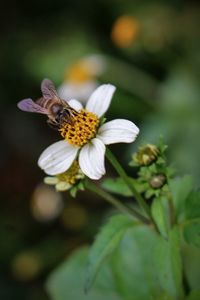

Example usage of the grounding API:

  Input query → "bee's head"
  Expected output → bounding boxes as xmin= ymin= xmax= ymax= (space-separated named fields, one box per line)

xmin=51 ymin=104 xmax=63 ymax=115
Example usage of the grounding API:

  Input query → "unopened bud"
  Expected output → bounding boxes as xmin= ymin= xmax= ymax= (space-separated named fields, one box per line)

xmin=149 ymin=174 xmax=166 ymax=189
xmin=133 ymin=144 xmax=159 ymax=166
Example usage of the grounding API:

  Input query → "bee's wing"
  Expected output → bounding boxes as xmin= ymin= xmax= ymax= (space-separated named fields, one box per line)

xmin=41 ymin=78 xmax=60 ymax=101
xmin=17 ymin=98 xmax=48 ymax=114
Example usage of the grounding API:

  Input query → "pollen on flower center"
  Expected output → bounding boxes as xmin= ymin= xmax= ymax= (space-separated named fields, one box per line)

xmin=59 ymin=109 xmax=100 ymax=147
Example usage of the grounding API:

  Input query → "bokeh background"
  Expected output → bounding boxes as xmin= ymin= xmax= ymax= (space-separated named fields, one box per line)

xmin=1 ymin=0 xmax=200 ymax=299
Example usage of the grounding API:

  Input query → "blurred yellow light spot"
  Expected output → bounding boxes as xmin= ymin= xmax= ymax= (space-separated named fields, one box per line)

xmin=111 ymin=15 xmax=140 ymax=48
xmin=11 ymin=251 xmax=42 ymax=281
xmin=66 ymin=62 xmax=93 ymax=83
xmin=64 ymin=55 xmax=105 ymax=84
xmin=31 ymin=184 xmax=63 ymax=222
xmin=61 ymin=203 xmax=88 ymax=231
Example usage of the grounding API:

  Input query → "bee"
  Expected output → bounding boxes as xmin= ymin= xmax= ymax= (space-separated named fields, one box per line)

xmin=17 ymin=79 xmax=78 ymax=129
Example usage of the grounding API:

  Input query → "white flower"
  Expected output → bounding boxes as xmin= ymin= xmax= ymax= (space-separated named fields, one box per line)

xmin=38 ymin=84 xmax=139 ymax=180
xmin=57 ymin=55 xmax=106 ymax=103
xmin=58 ymin=81 xmax=98 ymax=104
xmin=44 ymin=160 xmax=85 ymax=192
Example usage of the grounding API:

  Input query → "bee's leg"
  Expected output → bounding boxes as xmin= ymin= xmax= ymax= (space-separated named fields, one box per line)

xmin=47 ymin=119 xmax=59 ymax=130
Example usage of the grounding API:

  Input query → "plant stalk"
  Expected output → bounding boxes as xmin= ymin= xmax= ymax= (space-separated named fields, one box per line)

xmin=106 ymin=148 xmax=152 ymax=221
xmin=85 ymin=180 xmax=150 ymax=224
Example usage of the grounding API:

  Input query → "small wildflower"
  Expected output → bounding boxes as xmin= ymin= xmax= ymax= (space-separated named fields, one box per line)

xmin=44 ymin=161 xmax=84 ymax=191
xmin=111 ymin=15 xmax=140 ymax=48
xmin=37 ymin=83 xmax=139 ymax=180
xmin=58 ymin=55 xmax=106 ymax=103
xmin=18 ymin=80 xmax=139 ymax=180
xmin=133 ymin=144 xmax=159 ymax=166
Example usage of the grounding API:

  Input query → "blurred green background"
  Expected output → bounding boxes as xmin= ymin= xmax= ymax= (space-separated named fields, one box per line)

xmin=1 ymin=0 xmax=200 ymax=299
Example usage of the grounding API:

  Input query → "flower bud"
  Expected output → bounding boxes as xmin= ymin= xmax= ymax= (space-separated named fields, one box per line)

xmin=133 ymin=144 xmax=159 ymax=166
xmin=149 ymin=174 xmax=166 ymax=189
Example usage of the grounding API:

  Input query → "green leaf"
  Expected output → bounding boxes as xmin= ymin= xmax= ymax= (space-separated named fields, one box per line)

xmin=151 ymin=197 xmax=168 ymax=238
xmin=180 ymin=190 xmax=200 ymax=247
xmin=46 ymin=247 xmax=121 ymax=300
xmin=154 ymin=227 xmax=184 ymax=299
xmin=186 ymin=290 xmax=200 ymax=300
xmin=169 ymin=175 xmax=194 ymax=221
xmin=101 ymin=178 xmax=132 ymax=196
xmin=182 ymin=243 xmax=200 ymax=290
xmin=183 ymin=219 xmax=200 ymax=248
xmin=111 ymin=225 xmax=162 ymax=300
xmin=101 ymin=177 xmax=142 ymax=197
xmin=46 ymin=224 xmax=183 ymax=300
xmin=153 ymin=292 xmax=175 ymax=300
xmin=69 ymin=187 xmax=78 ymax=198
xmin=85 ymin=214 xmax=136 ymax=292
xmin=185 ymin=190 xmax=200 ymax=220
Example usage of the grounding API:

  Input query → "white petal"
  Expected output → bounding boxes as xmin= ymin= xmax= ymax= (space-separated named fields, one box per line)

xmin=86 ymin=84 xmax=116 ymax=117
xmin=79 ymin=138 xmax=106 ymax=180
xmin=38 ymin=140 xmax=79 ymax=175
xmin=44 ymin=176 xmax=59 ymax=185
xmin=97 ymin=119 xmax=139 ymax=145
xmin=56 ymin=182 xmax=71 ymax=191
xmin=68 ymin=99 xmax=83 ymax=111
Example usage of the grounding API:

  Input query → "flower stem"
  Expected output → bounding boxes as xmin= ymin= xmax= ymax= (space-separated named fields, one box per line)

xmin=106 ymin=148 xmax=152 ymax=220
xmin=85 ymin=179 xmax=150 ymax=224
xmin=166 ymin=187 xmax=176 ymax=227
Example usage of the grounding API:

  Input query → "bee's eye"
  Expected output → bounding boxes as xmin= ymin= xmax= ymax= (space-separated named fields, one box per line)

xmin=52 ymin=104 xmax=62 ymax=114
xmin=63 ymin=109 xmax=70 ymax=116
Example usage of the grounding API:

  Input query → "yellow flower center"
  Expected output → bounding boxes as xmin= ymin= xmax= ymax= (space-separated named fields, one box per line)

xmin=57 ymin=161 xmax=83 ymax=185
xmin=59 ymin=109 xmax=100 ymax=147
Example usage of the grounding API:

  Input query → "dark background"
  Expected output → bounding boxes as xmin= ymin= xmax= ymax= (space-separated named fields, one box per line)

xmin=0 ymin=0 xmax=200 ymax=299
